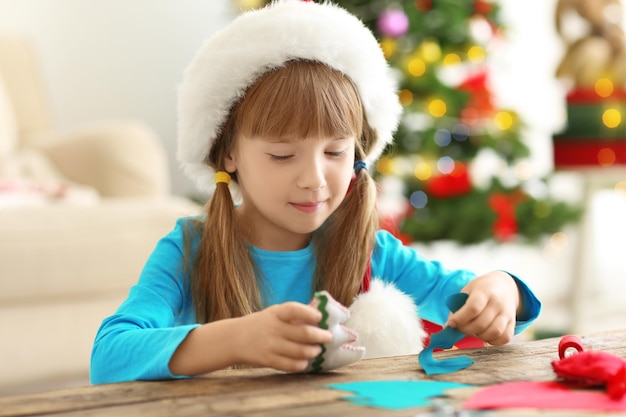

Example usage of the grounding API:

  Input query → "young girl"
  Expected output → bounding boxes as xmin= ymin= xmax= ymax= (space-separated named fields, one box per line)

xmin=90 ymin=0 xmax=540 ymax=384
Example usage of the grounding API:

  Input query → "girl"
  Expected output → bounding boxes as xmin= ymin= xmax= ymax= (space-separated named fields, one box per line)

xmin=90 ymin=0 xmax=540 ymax=384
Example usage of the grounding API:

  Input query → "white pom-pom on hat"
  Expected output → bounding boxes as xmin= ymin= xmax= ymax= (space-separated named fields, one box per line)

xmin=177 ymin=0 xmax=403 ymax=194
xmin=346 ymin=278 xmax=426 ymax=359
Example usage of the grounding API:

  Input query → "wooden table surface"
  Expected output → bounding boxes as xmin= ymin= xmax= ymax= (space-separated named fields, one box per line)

xmin=1 ymin=329 xmax=625 ymax=417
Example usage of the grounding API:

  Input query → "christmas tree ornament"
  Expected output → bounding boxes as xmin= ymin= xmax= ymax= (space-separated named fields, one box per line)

xmin=414 ymin=0 xmax=432 ymax=13
xmin=305 ymin=291 xmax=365 ymax=373
xmin=377 ymin=9 xmax=410 ymax=38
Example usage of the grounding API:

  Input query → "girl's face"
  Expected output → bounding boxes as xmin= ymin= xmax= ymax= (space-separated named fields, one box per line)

xmin=224 ymin=134 xmax=355 ymax=251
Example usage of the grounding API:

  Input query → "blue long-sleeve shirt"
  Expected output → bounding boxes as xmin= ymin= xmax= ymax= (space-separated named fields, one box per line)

xmin=90 ymin=217 xmax=541 ymax=384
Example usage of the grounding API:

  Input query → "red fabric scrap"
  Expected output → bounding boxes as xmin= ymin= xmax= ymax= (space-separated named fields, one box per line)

xmin=552 ymin=350 xmax=626 ymax=400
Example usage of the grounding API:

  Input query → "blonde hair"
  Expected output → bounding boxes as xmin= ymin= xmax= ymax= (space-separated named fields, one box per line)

xmin=187 ymin=60 xmax=379 ymax=323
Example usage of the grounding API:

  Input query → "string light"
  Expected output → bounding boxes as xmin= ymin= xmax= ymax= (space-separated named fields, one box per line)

xmin=451 ymin=123 xmax=470 ymax=141
xmin=443 ymin=53 xmax=461 ymax=66
xmin=408 ymin=58 xmax=426 ymax=77
xmin=434 ymin=129 xmax=452 ymax=146
xmin=428 ymin=99 xmax=447 ymax=117
xmin=380 ymin=38 xmax=398 ymax=59
xmin=514 ymin=161 xmax=533 ymax=180
xmin=376 ymin=156 xmax=394 ymax=175
xmin=414 ymin=161 xmax=432 ymax=181
xmin=602 ymin=108 xmax=621 ymax=128
xmin=494 ymin=111 xmax=513 ymax=130
xmin=420 ymin=40 xmax=441 ymax=62
xmin=437 ymin=156 xmax=455 ymax=174
xmin=410 ymin=191 xmax=428 ymax=209
xmin=597 ymin=148 xmax=616 ymax=167
xmin=399 ymin=89 xmax=414 ymax=106
xmin=544 ymin=231 xmax=569 ymax=259
xmin=595 ymin=78 xmax=614 ymax=98
xmin=467 ymin=45 xmax=485 ymax=63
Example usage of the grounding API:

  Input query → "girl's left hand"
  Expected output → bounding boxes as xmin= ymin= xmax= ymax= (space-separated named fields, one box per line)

xmin=446 ymin=271 xmax=520 ymax=346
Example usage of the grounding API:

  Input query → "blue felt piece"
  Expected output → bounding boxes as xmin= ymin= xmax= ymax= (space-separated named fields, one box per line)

xmin=446 ymin=292 xmax=469 ymax=313
xmin=418 ymin=293 xmax=475 ymax=375
xmin=326 ymin=380 xmax=473 ymax=409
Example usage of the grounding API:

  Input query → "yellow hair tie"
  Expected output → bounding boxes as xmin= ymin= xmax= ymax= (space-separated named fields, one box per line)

xmin=215 ymin=171 xmax=231 ymax=185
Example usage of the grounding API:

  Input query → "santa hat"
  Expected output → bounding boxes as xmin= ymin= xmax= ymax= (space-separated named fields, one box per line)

xmin=177 ymin=0 xmax=402 ymax=194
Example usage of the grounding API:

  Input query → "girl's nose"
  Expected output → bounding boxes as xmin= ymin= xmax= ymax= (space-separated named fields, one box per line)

xmin=297 ymin=157 xmax=327 ymax=191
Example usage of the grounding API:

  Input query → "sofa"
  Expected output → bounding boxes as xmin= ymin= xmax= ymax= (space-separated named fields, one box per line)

xmin=0 ymin=34 xmax=200 ymax=393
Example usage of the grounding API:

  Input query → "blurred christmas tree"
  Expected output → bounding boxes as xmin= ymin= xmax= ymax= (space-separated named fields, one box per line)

xmin=233 ymin=0 xmax=582 ymax=244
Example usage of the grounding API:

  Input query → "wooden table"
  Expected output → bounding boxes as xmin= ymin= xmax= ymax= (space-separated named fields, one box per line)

xmin=1 ymin=329 xmax=625 ymax=417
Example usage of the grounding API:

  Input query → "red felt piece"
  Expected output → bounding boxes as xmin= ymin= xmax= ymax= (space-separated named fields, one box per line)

xmin=464 ymin=381 xmax=626 ymax=412
xmin=421 ymin=320 xmax=485 ymax=350
xmin=552 ymin=350 xmax=626 ymax=400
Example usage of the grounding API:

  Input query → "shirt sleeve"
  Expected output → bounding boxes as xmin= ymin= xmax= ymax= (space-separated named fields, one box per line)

xmin=90 ymin=218 xmax=201 ymax=384
xmin=506 ymin=271 xmax=542 ymax=334
xmin=371 ymin=231 xmax=541 ymax=332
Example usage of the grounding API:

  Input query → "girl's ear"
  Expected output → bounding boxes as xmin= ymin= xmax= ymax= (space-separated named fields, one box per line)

xmin=223 ymin=152 xmax=237 ymax=174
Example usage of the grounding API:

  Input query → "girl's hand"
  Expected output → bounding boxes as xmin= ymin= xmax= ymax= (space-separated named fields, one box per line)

xmin=233 ymin=302 xmax=333 ymax=372
xmin=446 ymin=271 xmax=521 ymax=346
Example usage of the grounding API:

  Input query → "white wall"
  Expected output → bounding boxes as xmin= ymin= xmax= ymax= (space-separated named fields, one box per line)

xmin=0 ymin=0 xmax=236 ymax=197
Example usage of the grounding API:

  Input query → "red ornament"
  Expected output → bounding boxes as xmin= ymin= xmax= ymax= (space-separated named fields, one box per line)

xmin=488 ymin=191 xmax=525 ymax=241
xmin=474 ymin=0 xmax=493 ymax=15
xmin=415 ymin=0 xmax=432 ymax=13
xmin=458 ymin=70 xmax=495 ymax=125
xmin=424 ymin=163 xmax=472 ymax=198
xmin=379 ymin=215 xmax=413 ymax=245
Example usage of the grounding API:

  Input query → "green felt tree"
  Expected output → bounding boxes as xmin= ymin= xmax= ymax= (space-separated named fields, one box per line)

xmin=235 ymin=0 xmax=582 ymax=244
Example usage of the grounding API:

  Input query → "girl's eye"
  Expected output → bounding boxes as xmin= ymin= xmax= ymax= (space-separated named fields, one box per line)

xmin=269 ymin=154 xmax=292 ymax=161
xmin=326 ymin=149 xmax=347 ymax=158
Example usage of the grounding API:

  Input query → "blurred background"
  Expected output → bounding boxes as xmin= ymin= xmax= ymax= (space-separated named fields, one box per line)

xmin=0 ymin=0 xmax=624 ymax=395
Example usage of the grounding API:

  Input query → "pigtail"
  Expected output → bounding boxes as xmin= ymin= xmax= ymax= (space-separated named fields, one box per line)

xmin=314 ymin=155 xmax=378 ymax=307
xmin=192 ymin=182 xmax=261 ymax=323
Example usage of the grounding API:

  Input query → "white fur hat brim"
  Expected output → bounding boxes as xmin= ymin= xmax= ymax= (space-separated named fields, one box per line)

xmin=177 ymin=0 xmax=403 ymax=194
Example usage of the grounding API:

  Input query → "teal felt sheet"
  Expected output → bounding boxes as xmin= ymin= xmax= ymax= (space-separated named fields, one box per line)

xmin=326 ymin=380 xmax=473 ymax=410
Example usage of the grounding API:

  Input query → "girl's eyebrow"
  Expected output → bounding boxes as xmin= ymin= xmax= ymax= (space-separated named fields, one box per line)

xmin=259 ymin=135 xmax=352 ymax=145
xmin=266 ymin=136 xmax=350 ymax=143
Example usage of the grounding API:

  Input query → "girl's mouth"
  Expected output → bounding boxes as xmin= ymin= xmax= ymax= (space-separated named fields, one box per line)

xmin=290 ymin=201 xmax=325 ymax=213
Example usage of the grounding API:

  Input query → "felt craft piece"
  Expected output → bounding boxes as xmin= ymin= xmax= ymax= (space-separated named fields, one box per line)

xmin=327 ymin=380 xmax=473 ymax=410
xmin=464 ymin=380 xmax=626 ymax=412
xmin=419 ymin=293 xmax=475 ymax=375
xmin=305 ymin=291 xmax=365 ymax=373
xmin=551 ymin=335 xmax=626 ymax=399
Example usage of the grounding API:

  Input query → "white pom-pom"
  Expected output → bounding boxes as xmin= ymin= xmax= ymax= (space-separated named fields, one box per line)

xmin=345 ymin=278 xmax=426 ymax=358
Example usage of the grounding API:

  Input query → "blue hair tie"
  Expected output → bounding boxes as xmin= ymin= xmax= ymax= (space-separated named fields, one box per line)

xmin=354 ymin=160 xmax=367 ymax=173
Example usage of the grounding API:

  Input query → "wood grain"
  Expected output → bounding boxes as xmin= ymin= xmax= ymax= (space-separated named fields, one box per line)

xmin=1 ymin=329 xmax=624 ymax=417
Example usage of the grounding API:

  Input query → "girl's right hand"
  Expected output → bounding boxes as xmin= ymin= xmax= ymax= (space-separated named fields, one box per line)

xmin=233 ymin=302 xmax=333 ymax=372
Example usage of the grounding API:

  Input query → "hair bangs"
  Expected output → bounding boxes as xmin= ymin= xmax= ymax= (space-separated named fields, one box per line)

xmin=235 ymin=60 xmax=363 ymax=141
